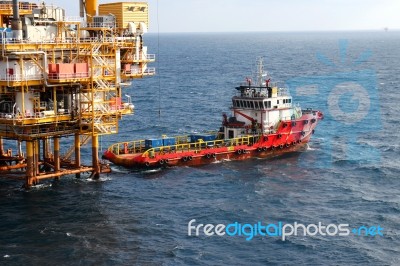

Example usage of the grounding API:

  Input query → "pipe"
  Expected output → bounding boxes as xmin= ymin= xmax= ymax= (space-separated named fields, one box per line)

xmin=12 ymin=0 xmax=19 ymax=20
xmin=11 ymin=0 xmax=22 ymax=40
xmin=10 ymin=51 xmax=82 ymax=88
xmin=33 ymin=167 xmax=94 ymax=180
xmin=79 ymin=0 xmax=85 ymax=18
xmin=135 ymin=36 xmax=140 ymax=61
xmin=2 ymin=28 xmax=8 ymax=56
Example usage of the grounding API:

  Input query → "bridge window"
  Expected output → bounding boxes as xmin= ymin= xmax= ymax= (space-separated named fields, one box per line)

xmin=265 ymin=101 xmax=271 ymax=108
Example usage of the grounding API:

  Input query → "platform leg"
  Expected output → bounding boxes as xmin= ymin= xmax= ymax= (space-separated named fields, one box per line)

xmin=25 ymin=141 xmax=36 ymax=188
xmin=54 ymin=137 xmax=60 ymax=175
xmin=35 ymin=140 xmax=40 ymax=175
xmin=75 ymin=133 xmax=81 ymax=178
xmin=92 ymin=134 xmax=100 ymax=179
xmin=0 ymin=137 xmax=3 ymax=155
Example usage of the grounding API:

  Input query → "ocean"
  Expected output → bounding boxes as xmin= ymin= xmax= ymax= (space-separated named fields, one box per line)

xmin=0 ymin=31 xmax=399 ymax=265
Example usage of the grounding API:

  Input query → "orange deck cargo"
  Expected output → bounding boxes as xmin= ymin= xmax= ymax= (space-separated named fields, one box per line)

xmin=56 ymin=63 xmax=75 ymax=78
xmin=48 ymin=63 xmax=57 ymax=73
xmin=74 ymin=63 xmax=89 ymax=77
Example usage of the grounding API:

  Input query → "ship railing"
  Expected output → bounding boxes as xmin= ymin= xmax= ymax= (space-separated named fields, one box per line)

xmin=106 ymin=132 xmax=261 ymax=158
xmin=108 ymin=140 xmax=147 ymax=155
xmin=238 ymin=80 xmax=281 ymax=88
xmin=237 ymin=88 xmax=269 ymax=98
xmin=107 ymin=131 xmax=232 ymax=157
xmin=107 ymin=134 xmax=192 ymax=155
xmin=141 ymin=135 xmax=259 ymax=158
xmin=224 ymin=135 xmax=257 ymax=146
xmin=301 ymin=107 xmax=318 ymax=115
xmin=277 ymin=87 xmax=291 ymax=97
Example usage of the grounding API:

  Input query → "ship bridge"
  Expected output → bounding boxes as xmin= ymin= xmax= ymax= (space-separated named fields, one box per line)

xmin=225 ymin=58 xmax=300 ymax=139
xmin=233 ymin=82 xmax=293 ymax=111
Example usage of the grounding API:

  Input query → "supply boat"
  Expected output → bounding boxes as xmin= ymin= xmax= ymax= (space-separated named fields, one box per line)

xmin=102 ymin=58 xmax=323 ymax=169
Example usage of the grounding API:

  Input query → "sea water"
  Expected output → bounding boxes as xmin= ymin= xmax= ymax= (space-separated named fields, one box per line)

xmin=0 ymin=31 xmax=399 ymax=265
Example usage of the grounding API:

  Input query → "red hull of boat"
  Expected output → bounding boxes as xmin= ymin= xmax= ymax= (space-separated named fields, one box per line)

xmin=103 ymin=112 xmax=322 ymax=169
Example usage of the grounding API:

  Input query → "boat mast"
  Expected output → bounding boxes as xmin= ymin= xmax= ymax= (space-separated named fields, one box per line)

xmin=255 ymin=57 xmax=267 ymax=87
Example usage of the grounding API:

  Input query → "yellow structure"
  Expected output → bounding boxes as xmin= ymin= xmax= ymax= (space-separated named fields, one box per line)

xmin=0 ymin=1 xmax=37 ymax=27
xmin=99 ymin=2 xmax=149 ymax=31
xmin=86 ymin=0 xmax=98 ymax=19
xmin=0 ymin=0 xmax=154 ymax=188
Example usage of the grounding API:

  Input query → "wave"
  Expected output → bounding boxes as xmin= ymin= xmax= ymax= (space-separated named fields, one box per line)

xmin=306 ymin=146 xmax=318 ymax=151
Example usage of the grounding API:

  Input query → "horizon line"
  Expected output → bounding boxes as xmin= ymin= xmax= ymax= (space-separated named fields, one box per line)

xmin=147 ymin=29 xmax=400 ymax=34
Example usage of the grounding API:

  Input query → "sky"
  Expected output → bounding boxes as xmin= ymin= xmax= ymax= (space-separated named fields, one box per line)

xmin=53 ymin=0 xmax=399 ymax=32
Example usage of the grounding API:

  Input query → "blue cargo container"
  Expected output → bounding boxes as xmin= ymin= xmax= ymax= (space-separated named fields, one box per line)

xmin=0 ymin=28 xmax=12 ymax=40
xmin=190 ymin=134 xmax=216 ymax=143
xmin=163 ymin=137 xmax=176 ymax=146
xmin=145 ymin=139 xmax=163 ymax=149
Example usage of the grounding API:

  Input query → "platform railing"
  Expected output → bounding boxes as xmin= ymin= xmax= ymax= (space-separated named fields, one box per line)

xmin=133 ymin=54 xmax=156 ymax=61
xmin=1 ymin=36 xmax=146 ymax=45
xmin=0 ymin=74 xmax=43 ymax=81
xmin=0 ymin=3 xmax=37 ymax=11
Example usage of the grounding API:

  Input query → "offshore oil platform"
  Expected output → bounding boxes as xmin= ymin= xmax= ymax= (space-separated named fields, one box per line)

xmin=0 ymin=0 xmax=154 ymax=187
